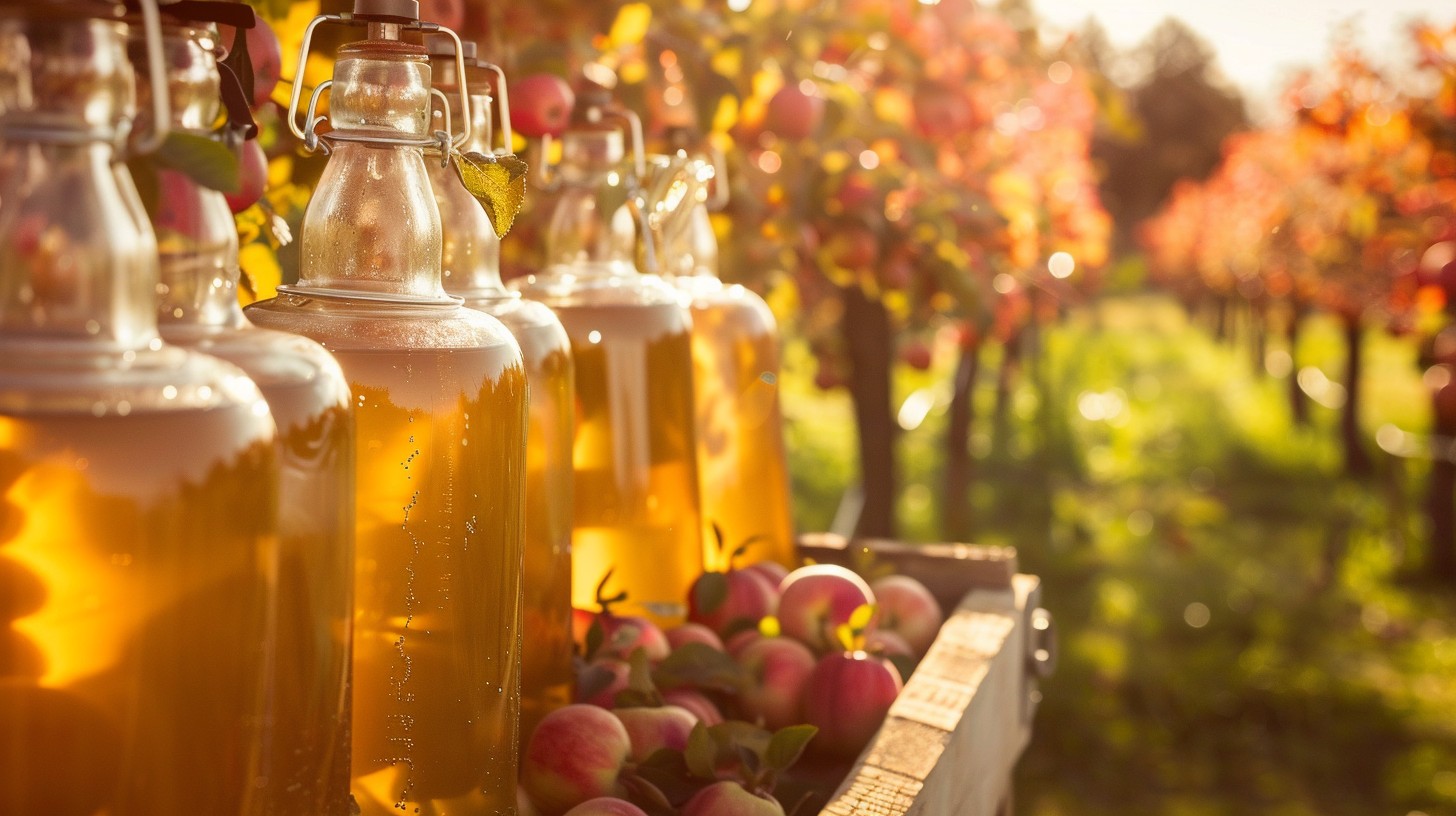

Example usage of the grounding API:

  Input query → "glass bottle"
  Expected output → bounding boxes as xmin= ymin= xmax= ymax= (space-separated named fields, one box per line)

xmin=427 ymin=38 xmax=574 ymax=742
xmin=135 ymin=23 xmax=355 ymax=815
xmin=514 ymin=90 xmax=702 ymax=625
xmin=649 ymin=144 xmax=795 ymax=569
xmin=0 ymin=4 xmax=281 ymax=815
xmin=245 ymin=8 xmax=527 ymax=814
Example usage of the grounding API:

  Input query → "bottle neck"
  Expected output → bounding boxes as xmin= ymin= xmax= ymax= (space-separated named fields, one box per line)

xmin=0 ymin=140 xmax=161 ymax=350
xmin=294 ymin=42 xmax=453 ymax=302
xmin=154 ymin=169 xmax=246 ymax=332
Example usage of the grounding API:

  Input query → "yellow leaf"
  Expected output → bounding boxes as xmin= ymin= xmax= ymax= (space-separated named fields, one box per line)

xmin=609 ymin=3 xmax=652 ymax=49
xmin=452 ymin=151 xmax=529 ymax=239
xmin=848 ymin=602 xmax=876 ymax=632
xmin=238 ymin=242 xmax=282 ymax=305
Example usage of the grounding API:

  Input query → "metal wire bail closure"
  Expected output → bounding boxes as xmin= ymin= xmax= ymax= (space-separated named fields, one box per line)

xmin=131 ymin=0 xmax=172 ymax=154
xmin=284 ymin=0 xmax=472 ymax=154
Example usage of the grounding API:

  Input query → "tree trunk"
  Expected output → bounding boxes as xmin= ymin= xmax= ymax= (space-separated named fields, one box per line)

xmin=943 ymin=336 xmax=981 ymax=541
xmin=1251 ymin=298 xmax=1267 ymax=377
xmin=1342 ymin=315 xmax=1373 ymax=476
xmin=842 ymin=284 xmax=897 ymax=539
xmin=1426 ymin=448 xmax=1456 ymax=581
xmin=993 ymin=329 xmax=1023 ymax=442
xmin=1214 ymin=295 xmax=1229 ymax=343
xmin=1288 ymin=302 xmax=1308 ymax=425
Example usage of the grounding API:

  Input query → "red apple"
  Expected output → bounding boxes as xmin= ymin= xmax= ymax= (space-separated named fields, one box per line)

xmin=612 ymin=705 xmax=698 ymax=763
xmin=661 ymin=688 xmax=724 ymax=726
xmin=802 ymin=652 xmax=903 ymax=758
xmin=764 ymin=82 xmax=824 ymax=141
xmin=574 ymin=658 xmax=630 ymax=709
xmin=563 ymin=799 xmax=649 ymax=816
xmin=224 ymin=138 xmax=267 ymax=214
xmin=681 ymin=781 xmax=786 ymax=816
xmin=736 ymin=636 xmax=816 ymax=731
xmin=594 ymin=614 xmax=670 ymax=663
xmin=901 ymin=340 xmax=933 ymax=371
xmin=513 ymin=74 xmax=576 ymax=138
xmin=522 ymin=704 xmax=631 ymax=814
xmin=688 ymin=569 xmax=778 ymax=637
xmin=869 ymin=575 xmax=944 ymax=655
xmin=666 ymin=623 xmax=725 ymax=653
xmin=744 ymin=561 xmax=789 ymax=587
xmin=417 ymin=0 xmax=466 ymax=31
xmin=776 ymin=564 xmax=876 ymax=653
xmin=724 ymin=629 xmax=762 ymax=658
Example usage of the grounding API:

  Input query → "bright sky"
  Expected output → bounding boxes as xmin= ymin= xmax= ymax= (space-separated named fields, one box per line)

xmin=1031 ymin=0 xmax=1449 ymax=105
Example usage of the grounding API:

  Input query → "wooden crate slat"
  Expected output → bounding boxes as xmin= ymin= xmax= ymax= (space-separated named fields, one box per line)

xmin=816 ymin=572 xmax=1039 ymax=816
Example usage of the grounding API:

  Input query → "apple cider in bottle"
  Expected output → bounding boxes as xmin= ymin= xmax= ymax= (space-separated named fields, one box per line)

xmin=136 ymin=22 xmax=355 ymax=815
xmin=649 ymin=146 xmax=795 ymax=569
xmin=427 ymin=39 xmax=574 ymax=741
xmin=0 ymin=4 xmax=281 ymax=815
xmin=245 ymin=7 xmax=527 ymax=814
xmin=514 ymin=94 xmax=702 ymax=625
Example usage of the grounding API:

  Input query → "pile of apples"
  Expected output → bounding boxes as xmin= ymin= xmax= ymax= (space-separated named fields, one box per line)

xmin=518 ymin=536 xmax=946 ymax=816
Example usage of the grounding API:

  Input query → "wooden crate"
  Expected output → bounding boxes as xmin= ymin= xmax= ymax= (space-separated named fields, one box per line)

xmin=794 ymin=533 xmax=1054 ymax=816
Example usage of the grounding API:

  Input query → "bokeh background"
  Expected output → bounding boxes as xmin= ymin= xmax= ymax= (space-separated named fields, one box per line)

xmin=238 ymin=1 xmax=1456 ymax=813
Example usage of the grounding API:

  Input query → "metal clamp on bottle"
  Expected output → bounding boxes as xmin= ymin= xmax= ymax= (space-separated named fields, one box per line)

xmin=422 ymin=36 xmax=519 ymax=168
xmin=285 ymin=0 xmax=471 ymax=156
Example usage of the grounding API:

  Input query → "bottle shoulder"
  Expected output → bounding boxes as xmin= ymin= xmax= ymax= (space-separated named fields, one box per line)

xmin=0 ymin=340 xmax=272 ymax=420
xmin=245 ymin=292 xmax=521 ymax=355
xmin=162 ymin=321 xmax=353 ymax=411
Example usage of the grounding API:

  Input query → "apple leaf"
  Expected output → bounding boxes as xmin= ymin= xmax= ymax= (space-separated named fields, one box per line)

xmin=576 ymin=660 xmax=617 ymax=702
xmin=585 ymin=618 xmax=604 ymax=660
xmin=692 ymin=571 xmax=729 ymax=616
xmin=652 ymin=642 xmax=747 ymax=694
xmin=633 ymin=749 xmax=705 ymax=808
xmin=764 ymin=725 xmax=818 ymax=772
xmin=614 ymin=648 xmax=665 ymax=708
xmin=155 ymin=132 xmax=241 ymax=194
xmin=707 ymin=721 xmax=773 ymax=770
xmin=452 ymin=151 xmax=529 ymax=239
xmin=848 ymin=603 xmax=877 ymax=633
xmin=737 ymin=744 xmax=761 ymax=775
xmin=619 ymin=772 xmax=675 ymax=814
xmin=685 ymin=723 xmax=716 ymax=779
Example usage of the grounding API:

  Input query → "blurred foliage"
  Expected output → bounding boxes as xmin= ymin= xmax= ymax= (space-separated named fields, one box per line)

xmin=782 ymin=291 xmax=1456 ymax=814
xmin=246 ymin=0 xmax=1112 ymax=375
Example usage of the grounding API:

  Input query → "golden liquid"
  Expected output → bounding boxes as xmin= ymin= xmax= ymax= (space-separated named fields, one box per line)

xmin=172 ymin=331 xmax=356 ymax=816
xmin=553 ymin=302 xmax=702 ymax=625
xmin=339 ymin=347 xmax=526 ymax=816
xmin=0 ymin=406 xmax=278 ymax=816
xmin=469 ymin=305 xmax=574 ymax=746
xmin=685 ymin=292 xmax=796 ymax=570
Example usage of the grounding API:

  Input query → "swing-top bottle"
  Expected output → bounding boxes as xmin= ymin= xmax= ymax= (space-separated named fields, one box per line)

xmin=0 ymin=2 xmax=280 ymax=813
xmin=245 ymin=3 xmax=527 ymax=812
xmin=514 ymin=86 xmax=702 ymax=624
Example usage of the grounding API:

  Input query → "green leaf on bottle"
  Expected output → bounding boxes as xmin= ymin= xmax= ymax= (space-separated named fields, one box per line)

xmin=452 ymin=151 xmax=529 ymax=239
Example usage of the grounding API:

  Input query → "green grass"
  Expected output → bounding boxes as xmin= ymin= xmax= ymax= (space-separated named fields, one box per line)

xmin=780 ymin=293 xmax=1456 ymax=816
